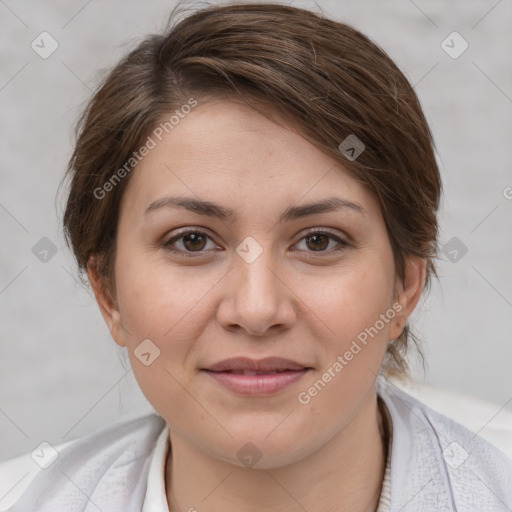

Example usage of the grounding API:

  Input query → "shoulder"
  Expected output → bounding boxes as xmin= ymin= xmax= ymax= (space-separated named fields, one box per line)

xmin=0 ymin=413 xmax=166 ymax=512
xmin=377 ymin=376 xmax=512 ymax=511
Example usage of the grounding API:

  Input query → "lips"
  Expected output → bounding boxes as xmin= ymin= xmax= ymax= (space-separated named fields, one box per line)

xmin=203 ymin=356 xmax=310 ymax=373
xmin=201 ymin=357 xmax=313 ymax=396
xmin=220 ymin=369 xmax=292 ymax=376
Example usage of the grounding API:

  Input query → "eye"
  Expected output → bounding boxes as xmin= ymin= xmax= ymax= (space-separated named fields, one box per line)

xmin=162 ymin=228 xmax=350 ymax=259
xmin=292 ymin=230 xmax=349 ymax=255
xmin=163 ymin=229 xmax=219 ymax=257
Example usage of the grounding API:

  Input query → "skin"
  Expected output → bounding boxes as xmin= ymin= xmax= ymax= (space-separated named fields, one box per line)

xmin=89 ymin=98 xmax=425 ymax=512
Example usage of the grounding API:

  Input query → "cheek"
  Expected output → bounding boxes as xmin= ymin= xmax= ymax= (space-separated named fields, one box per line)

xmin=115 ymin=255 xmax=210 ymax=417
xmin=294 ymin=262 xmax=394 ymax=424
xmin=300 ymin=257 xmax=395 ymax=406
xmin=304 ymin=258 xmax=395 ymax=343
xmin=114 ymin=255 xmax=218 ymax=400
xmin=115 ymin=251 xmax=209 ymax=339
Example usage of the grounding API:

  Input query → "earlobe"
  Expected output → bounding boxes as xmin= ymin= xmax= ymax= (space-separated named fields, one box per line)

xmin=389 ymin=256 xmax=426 ymax=341
xmin=87 ymin=257 xmax=127 ymax=347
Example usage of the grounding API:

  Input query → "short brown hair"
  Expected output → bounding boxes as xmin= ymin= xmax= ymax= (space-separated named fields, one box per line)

xmin=62 ymin=2 xmax=442 ymax=375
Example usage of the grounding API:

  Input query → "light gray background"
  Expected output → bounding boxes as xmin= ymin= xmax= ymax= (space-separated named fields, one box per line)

xmin=1 ymin=0 xmax=511 ymax=461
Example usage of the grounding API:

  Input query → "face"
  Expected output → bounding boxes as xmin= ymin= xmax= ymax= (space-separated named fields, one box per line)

xmin=91 ymin=98 xmax=423 ymax=468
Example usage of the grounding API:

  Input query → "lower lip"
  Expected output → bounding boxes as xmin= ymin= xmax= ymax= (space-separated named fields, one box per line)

xmin=202 ymin=369 xmax=309 ymax=396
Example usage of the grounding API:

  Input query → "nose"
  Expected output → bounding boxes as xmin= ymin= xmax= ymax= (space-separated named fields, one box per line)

xmin=216 ymin=245 xmax=298 ymax=336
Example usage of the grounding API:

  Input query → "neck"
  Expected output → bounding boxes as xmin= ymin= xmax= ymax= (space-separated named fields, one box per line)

xmin=165 ymin=389 xmax=387 ymax=512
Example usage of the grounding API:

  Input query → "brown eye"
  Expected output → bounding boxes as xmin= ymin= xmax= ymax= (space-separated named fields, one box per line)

xmin=164 ymin=229 xmax=219 ymax=257
xmin=182 ymin=232 xmax=207 ymax=251
xmin=305 ymin=233 xmax=330 ymax=251
xmin=292 ymin=230 xmax=349 ymax=256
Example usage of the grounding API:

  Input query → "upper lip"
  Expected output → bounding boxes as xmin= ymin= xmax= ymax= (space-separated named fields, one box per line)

xmin=203 ymin=357 xmax=310 ymax=372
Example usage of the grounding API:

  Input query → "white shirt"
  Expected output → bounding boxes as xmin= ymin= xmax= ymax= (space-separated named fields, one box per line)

xmin=5 ymin=376 xmax=512 ymax=511
xmin=142 ymin=425 xmax=171 ymax=511
xmin=141 ymin=411 xmax=393 ymax=511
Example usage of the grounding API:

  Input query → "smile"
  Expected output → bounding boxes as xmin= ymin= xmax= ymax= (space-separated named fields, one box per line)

xmin=201 ymin=368 xmax=310 ymax=395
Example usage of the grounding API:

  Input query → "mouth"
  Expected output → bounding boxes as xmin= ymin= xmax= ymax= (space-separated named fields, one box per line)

xmin=202 ymin=356 xmax=311 ymax=373
xmin=210 ymin=369 xmax=301 ymax=376
xmin=200 ymin=357 xmax=313 ymax=395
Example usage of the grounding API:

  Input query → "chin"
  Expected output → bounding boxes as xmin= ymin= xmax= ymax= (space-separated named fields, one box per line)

xmin=204 ymin=426 xmax=315 ymax=469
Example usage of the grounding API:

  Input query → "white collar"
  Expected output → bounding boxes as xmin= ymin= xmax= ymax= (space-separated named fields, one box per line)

xmin=142 ymin=424 xmax=171 ymax=512
xmin=142 ymin=406 xmax=392 ymax=512
xmin=11 ymin=377 xmax=510 ymax=510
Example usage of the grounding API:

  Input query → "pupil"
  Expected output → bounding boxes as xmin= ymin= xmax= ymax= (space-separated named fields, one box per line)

xmin=184 ymin=233 xmax=206 ymax=251
xmin=307 ymin=234 xmax=328 ymax=251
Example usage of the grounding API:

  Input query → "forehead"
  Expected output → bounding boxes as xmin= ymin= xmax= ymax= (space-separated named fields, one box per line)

xmin=120 ymin=98 xmax=378 ymax=219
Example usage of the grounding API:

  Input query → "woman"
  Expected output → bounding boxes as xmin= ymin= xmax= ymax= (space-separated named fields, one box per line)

xmin=7 ymin=2 xmax=512 ymax=511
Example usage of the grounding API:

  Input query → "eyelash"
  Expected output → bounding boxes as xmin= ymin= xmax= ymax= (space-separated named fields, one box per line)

xmin=162 ymin=228 xmax=350 ymax=258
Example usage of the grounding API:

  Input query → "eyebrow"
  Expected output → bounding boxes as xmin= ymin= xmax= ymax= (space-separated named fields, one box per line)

xmin=143 ymin=196 xmax=367 ymax=222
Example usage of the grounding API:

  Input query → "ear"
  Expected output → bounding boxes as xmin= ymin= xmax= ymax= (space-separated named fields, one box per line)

xmin=388 ymin=256 xmax=426 ymax=341
xmin=87 ymin=256 xmax=128 ymax=347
